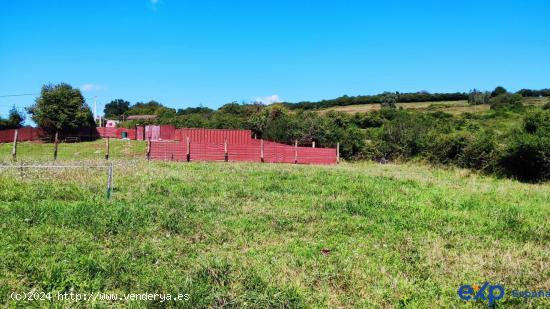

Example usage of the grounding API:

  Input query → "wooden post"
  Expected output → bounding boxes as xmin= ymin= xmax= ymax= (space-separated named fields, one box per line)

xmin=12 ymin=129 xmax=18 ymax=161
xmin=224 ymin=140 xmax=228 ymax=162
xmin=294 ymin=140 xmax=298 ymax=164
xmin=336 ymin=142 xmax=340 ymax=164
xmin=312 ymin=141 xmax=315 ymax=148
xmin=106 ymin=163 xmax=113 ymax=199
xmin=105 ymin=137 xmax=110 ymax=160
xmin=260 ymin=139 xmax=264 ymax=163
xmin=146 ymin=139 xmax=151 ymax=160
xmin=53 ymin=132 xmax=59 ymax=161
xmin=186 ymin=137 xmax=190 ymax=162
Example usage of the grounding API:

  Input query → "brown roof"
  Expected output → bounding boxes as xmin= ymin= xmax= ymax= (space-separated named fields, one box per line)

xmin=126 ymin=115 xmax=157 ymax=120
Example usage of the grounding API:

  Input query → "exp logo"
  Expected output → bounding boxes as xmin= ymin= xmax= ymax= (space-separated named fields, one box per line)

xmin=458 ymin=282 xmax=504 ymax=306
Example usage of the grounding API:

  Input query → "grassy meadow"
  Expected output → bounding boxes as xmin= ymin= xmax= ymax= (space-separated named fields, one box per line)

xmin=319 ymin=97 xmax=547 ymax=115
xmin=0 ymin=140 xmax=549 ymax=308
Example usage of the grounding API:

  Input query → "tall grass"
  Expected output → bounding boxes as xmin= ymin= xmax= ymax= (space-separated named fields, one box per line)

xmin=0 ymin=140 xmax=548 ymax=307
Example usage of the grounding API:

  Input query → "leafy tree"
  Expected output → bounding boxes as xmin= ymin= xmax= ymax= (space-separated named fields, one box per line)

xmin=468 ymin=89 xmax=491 ymax=105
xmin=491 ymin=86 xmax=507 ymax=97
xmin=128 ymin=101 xmax=176 ymax=117
xmin=0 ymin=106 xmax=25 ymax=129
xmin=26 ymin=83 xmax=95 ymax=136
xmin=177 ymin=106 xmax=214 ymax=115
xmin=8 ymin=106 xmax=25 ymax=127
xmin=380 ymin=92 xmax=397 ymax=109
xmin=104 ymin=99 xmax=130 ymax=119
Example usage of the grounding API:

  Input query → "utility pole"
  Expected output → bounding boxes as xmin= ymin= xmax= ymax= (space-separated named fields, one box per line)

xmin=93 ymin=96 xmax=97 ymax=124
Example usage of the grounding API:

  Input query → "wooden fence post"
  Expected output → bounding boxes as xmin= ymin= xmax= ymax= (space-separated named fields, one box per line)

xmin=146 ymin=139 xmax=151 ymax=160
xmin=105 ymin=137 xmax=110 ymax=160
xmin=53 ymin=132 xmax=59 ymax=161
xmin=224 ymin=140 xmax=228 ymax=162
xmin=12 ymin=129 xmax=18 ymax=161
xmin=336 ymin=142 xmax=340 ymax=164
xmin=294 ymin=140 xmax=298 ymax=164
xmin=106 ymin=163 xmax=113 ymax=199
xmin=260 ymin=139 xmax=264 ymax=163
xmin=186 ymin=137 xmax=190 ymax=162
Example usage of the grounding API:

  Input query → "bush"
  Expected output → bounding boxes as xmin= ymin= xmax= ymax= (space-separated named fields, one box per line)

xmin=459 ymin=131 xmax=499 ymax=172
xmin=523 ymin=110 xmax=550 ymax=134
xmin=373 ymin=112 xmax=451 ymax=160
xmin=543 ymin=100 xmax=550 ymax=110
xmin=499 ymin=133 xmax=550 ymax=182
xmin=489 ymin=93 xmax=523 ymax=110
xmin=425 ymin=132 xmax=471 ymax=165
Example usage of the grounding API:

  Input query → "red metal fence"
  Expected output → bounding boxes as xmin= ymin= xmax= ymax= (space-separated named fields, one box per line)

xmin=148 ymin=140 xmax=338 ymax=165
xmin=0 ymin=126 xmax=338 ymax=165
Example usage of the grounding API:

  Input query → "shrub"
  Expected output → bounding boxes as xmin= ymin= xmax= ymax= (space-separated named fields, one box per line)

xmin=459 ymin=131 xmax=499 ymax=172
xmin=543 ymin=100 xmax=550 ymax=110
xmin=489 ymin=93 xmax=523 ymax=110
xmin=425 ymin=131 xmax=471 ymax=165
xmin=523 ymin=110 xmax=550 ymax=134
xmin=499 ymin=133 xmax=550 ymax=182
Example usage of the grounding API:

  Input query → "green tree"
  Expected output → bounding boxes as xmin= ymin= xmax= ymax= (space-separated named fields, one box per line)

xmin=26 ymin=83 xmax=95 ymax=136
xmin=380 ymin=92 xmax=397 ymax=109
xmin=468 ymin=89 xmax=491 ymax=105
xmin=0 ymin=106 xmax=25 ymax=129
xmin=104 ymin=99 xmax=130 ymax=119
xmin=8 ymin=106 xmax=25 ymax=127
xmin=491 ymin=86 xmax=507 ymax=97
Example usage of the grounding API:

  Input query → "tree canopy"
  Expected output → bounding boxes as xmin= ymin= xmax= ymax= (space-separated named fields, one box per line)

xmin=0 ymin=106 xmax=25 ymax=130
xmin=26 ymin=83 xmax=95 ymax=135
xmin=104 ymin=99 xmax=130 ymax=119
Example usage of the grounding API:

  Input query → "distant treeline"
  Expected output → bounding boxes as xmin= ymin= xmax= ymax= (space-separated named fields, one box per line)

xmin=281 ymin=92 xmax=468 ymax=110
xmin=279 ymin=88 xmax=549 ymax=110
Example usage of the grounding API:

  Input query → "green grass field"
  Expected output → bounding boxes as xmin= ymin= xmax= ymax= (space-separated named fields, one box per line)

xmin=1 ymin=140 xmax=549 ymax=307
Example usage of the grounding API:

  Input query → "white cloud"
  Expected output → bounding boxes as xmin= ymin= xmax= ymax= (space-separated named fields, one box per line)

xmin=80 ymin=84 xmax=103 ymax=92
xmin=255 ymin=94 xmax=281 ymax=105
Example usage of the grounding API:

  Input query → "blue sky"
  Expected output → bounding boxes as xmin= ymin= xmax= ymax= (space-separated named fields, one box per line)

xmin=1 ymin=0 xmax=549 ymax=119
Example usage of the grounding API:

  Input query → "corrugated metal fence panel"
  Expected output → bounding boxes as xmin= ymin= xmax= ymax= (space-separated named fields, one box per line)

xmin=119 ymin=128 xmax=137 ymax=140
xmin=297 ymin=147 xmax=337 ymax=164
xmin=136 ymin=126 xmax=145 ymax=140
xmin=97 ymin=127 xmax=118 ymax=138
xmin=227 ymin=144 xmax=262 ymax=162
xmin=160 ymin=125 xmax=176 ymax=140
xmin=145 ymin=125 xmax=161 ymax=141
xmin=190 ymin=143 xmax=225 ymax=161
xmin=0 ymin=127 xmax=45 ymax=143
xmin=149 ymin=141 xmax=188 ymax=161
xmin=178 ymin=128 xmax=253 ymax=144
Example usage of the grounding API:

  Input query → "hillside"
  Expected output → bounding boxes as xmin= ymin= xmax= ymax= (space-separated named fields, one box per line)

xmin=0 ymin=143 xmax=549 ymax=307
xmin=318 ymin=97 xmax=547 ymax=115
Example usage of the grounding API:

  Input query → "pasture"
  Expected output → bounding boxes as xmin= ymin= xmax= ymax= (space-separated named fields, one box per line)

xmin=319 ymin=97 xmax=547 ymax=115
xmin=0 ymin=140 xmax=548 ymax=307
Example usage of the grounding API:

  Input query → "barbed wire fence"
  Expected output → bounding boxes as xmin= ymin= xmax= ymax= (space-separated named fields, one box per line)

xmin=0 ymin=136 xmax=148 ymax=200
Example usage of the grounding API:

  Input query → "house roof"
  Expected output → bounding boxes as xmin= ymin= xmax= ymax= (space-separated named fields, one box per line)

xmin=126 ymin=115 xmax=157 ymax=120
